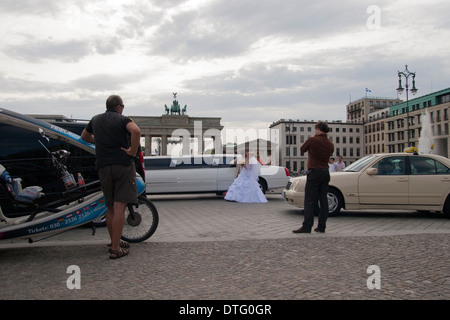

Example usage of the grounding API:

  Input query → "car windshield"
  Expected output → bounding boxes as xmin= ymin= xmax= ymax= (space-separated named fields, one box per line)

xmin=342 ymin=155 xmax=378 ymax=172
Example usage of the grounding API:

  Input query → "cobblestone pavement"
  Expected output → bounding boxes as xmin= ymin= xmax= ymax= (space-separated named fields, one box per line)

xmin=1 ymin=192 xmax=449 ymax=301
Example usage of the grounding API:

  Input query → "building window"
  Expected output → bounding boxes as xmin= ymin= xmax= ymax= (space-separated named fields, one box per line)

xmin=286 ymin=135 xmax=297 ymax=145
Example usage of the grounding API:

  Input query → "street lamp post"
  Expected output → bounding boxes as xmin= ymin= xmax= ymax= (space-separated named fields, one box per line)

xmin=396 ymin=64 xmax=418 ymax=146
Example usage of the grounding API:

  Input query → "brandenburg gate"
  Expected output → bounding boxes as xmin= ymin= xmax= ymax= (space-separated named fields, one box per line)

xmin=131 ymin=94 xmax=223 ymax=155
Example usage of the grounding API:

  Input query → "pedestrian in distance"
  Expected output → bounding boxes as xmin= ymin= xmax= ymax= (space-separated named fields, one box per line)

xmin=335 ymin=155 xmax=346 ymax=172
xmin=81 ymin=95 xmax=141 ymax=259
xmin=328 ymin=157 xmax=337 ymax=172
xmin=293 ymin=121 xmax=334 ymax=234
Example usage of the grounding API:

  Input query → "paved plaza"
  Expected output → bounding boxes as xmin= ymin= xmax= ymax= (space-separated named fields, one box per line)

xmin=1 ymin=192 xmax=449 ymax=301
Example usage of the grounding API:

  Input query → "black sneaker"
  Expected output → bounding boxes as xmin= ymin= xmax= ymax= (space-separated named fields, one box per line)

xmin=314 ymin=227 xmax=325 ymax=233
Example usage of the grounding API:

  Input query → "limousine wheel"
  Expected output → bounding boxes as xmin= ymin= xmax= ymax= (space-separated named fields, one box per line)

xmin=258 ymin=178 xmax=268 ymax=194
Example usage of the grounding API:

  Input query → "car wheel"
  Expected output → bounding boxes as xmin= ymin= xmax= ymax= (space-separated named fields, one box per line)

xmin=258 ymin=178 xmax=268 ymax=194
xmin=327 ymin=188 xmax=343 ymax=216
xmin=443 ymin=195 xmax=450 ymax=218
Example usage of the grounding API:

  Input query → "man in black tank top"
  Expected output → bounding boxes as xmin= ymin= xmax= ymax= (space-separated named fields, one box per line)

xmin=82 ymin=95 xmax=141 ymax=259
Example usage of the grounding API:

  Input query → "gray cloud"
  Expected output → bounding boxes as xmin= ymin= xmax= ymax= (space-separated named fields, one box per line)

xmin=118 ymin=2 xmax=166 ymax=39
xmin=148 ymin=0 xmax=369 ymax=61
xmin=0 ymin=72 xmax=60 ymax=93
xmin=0 ymin=0 xmax=62 ymax=15
xmin=7 ymin=38 xmax=93 ymax=63
xmin=71 ymin=74 xmax=125 ymax=91
xmin=185 ymin=63 xmax=309 ymax=95
xmin=94 ymin=37 xmax=123 ymax=55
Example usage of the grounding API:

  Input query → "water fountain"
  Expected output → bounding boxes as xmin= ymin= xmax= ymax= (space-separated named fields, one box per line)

xmin=418 ymin=108 xmax=434 ymax=154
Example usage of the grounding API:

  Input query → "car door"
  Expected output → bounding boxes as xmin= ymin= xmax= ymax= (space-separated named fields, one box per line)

xmin=408 ymin=156 xmax=450 ymax=206
xmin=144 ymin=157 xmax=177 ymax=193
xmin=217 ymin=155 xmax=238 ymax=192
xmin=358 ymin=156 xmax=409 ymax=205
xmin=174 ymin=156 xmax=218 ymax=192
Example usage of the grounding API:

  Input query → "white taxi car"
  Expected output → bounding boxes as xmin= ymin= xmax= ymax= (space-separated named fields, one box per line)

xmin=283 ymin=153 xmax=450 ymax=217
xmin=144 ymin=154 xmax=290 ymax=195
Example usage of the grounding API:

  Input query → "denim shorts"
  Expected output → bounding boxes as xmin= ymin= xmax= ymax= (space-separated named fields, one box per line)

xmin=98 ymin=163 xmax=137 ymax=208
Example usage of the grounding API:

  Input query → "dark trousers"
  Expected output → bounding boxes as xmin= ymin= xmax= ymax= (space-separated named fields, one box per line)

xmin=302 ymin=168 xmax=330 ymax=230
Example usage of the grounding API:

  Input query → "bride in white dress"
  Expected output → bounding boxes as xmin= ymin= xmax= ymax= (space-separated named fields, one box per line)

xmin=224 ymin=153 xmax=268 ymax=203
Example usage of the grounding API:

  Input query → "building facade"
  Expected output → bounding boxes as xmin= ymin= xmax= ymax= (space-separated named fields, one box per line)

xmin=269 ymin=119 xmax=363 ymax=173
xmin=347 ymin=96 xmax=401 ymax=124
xmin=385 ymin=87 xmax=450 ymax=156
xmin=271 ymin=87 xmax=450 ymax=172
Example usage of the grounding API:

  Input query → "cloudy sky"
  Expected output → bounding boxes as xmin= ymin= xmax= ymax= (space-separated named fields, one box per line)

xmin=1 ymin=0 xmax=450 ymax=135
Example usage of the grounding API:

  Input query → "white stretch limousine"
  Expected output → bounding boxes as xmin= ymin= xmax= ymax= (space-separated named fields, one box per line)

xmin=144 ymin=155 xmax=290 ymax=195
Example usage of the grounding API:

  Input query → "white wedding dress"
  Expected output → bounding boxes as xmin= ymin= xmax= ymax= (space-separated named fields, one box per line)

xmin=224 ymin=156 xmax=268 ymax=203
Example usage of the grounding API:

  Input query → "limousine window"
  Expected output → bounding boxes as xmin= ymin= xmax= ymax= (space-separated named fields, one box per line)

xmin=144 ymin=155 xmax=240 ymax=170
xmin=144 ymin=158 xmax=171 ymax=169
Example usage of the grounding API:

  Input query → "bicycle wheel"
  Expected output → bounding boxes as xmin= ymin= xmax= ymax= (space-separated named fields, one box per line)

xmin=121 ymin=195 xmax=159 ymax=243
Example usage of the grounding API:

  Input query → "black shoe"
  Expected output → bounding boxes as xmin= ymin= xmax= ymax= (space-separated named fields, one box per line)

xmin=292 ymin=227 xmax=311 ymax=234
xmin=314 ymin=227 xmax=325 ymax=233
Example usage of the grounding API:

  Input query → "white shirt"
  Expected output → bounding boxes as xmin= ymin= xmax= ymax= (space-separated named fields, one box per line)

xmin=335 ymin=161 xmax=346 ymax=172
xmin=329 ymin=163 xmax=337 ymax=172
